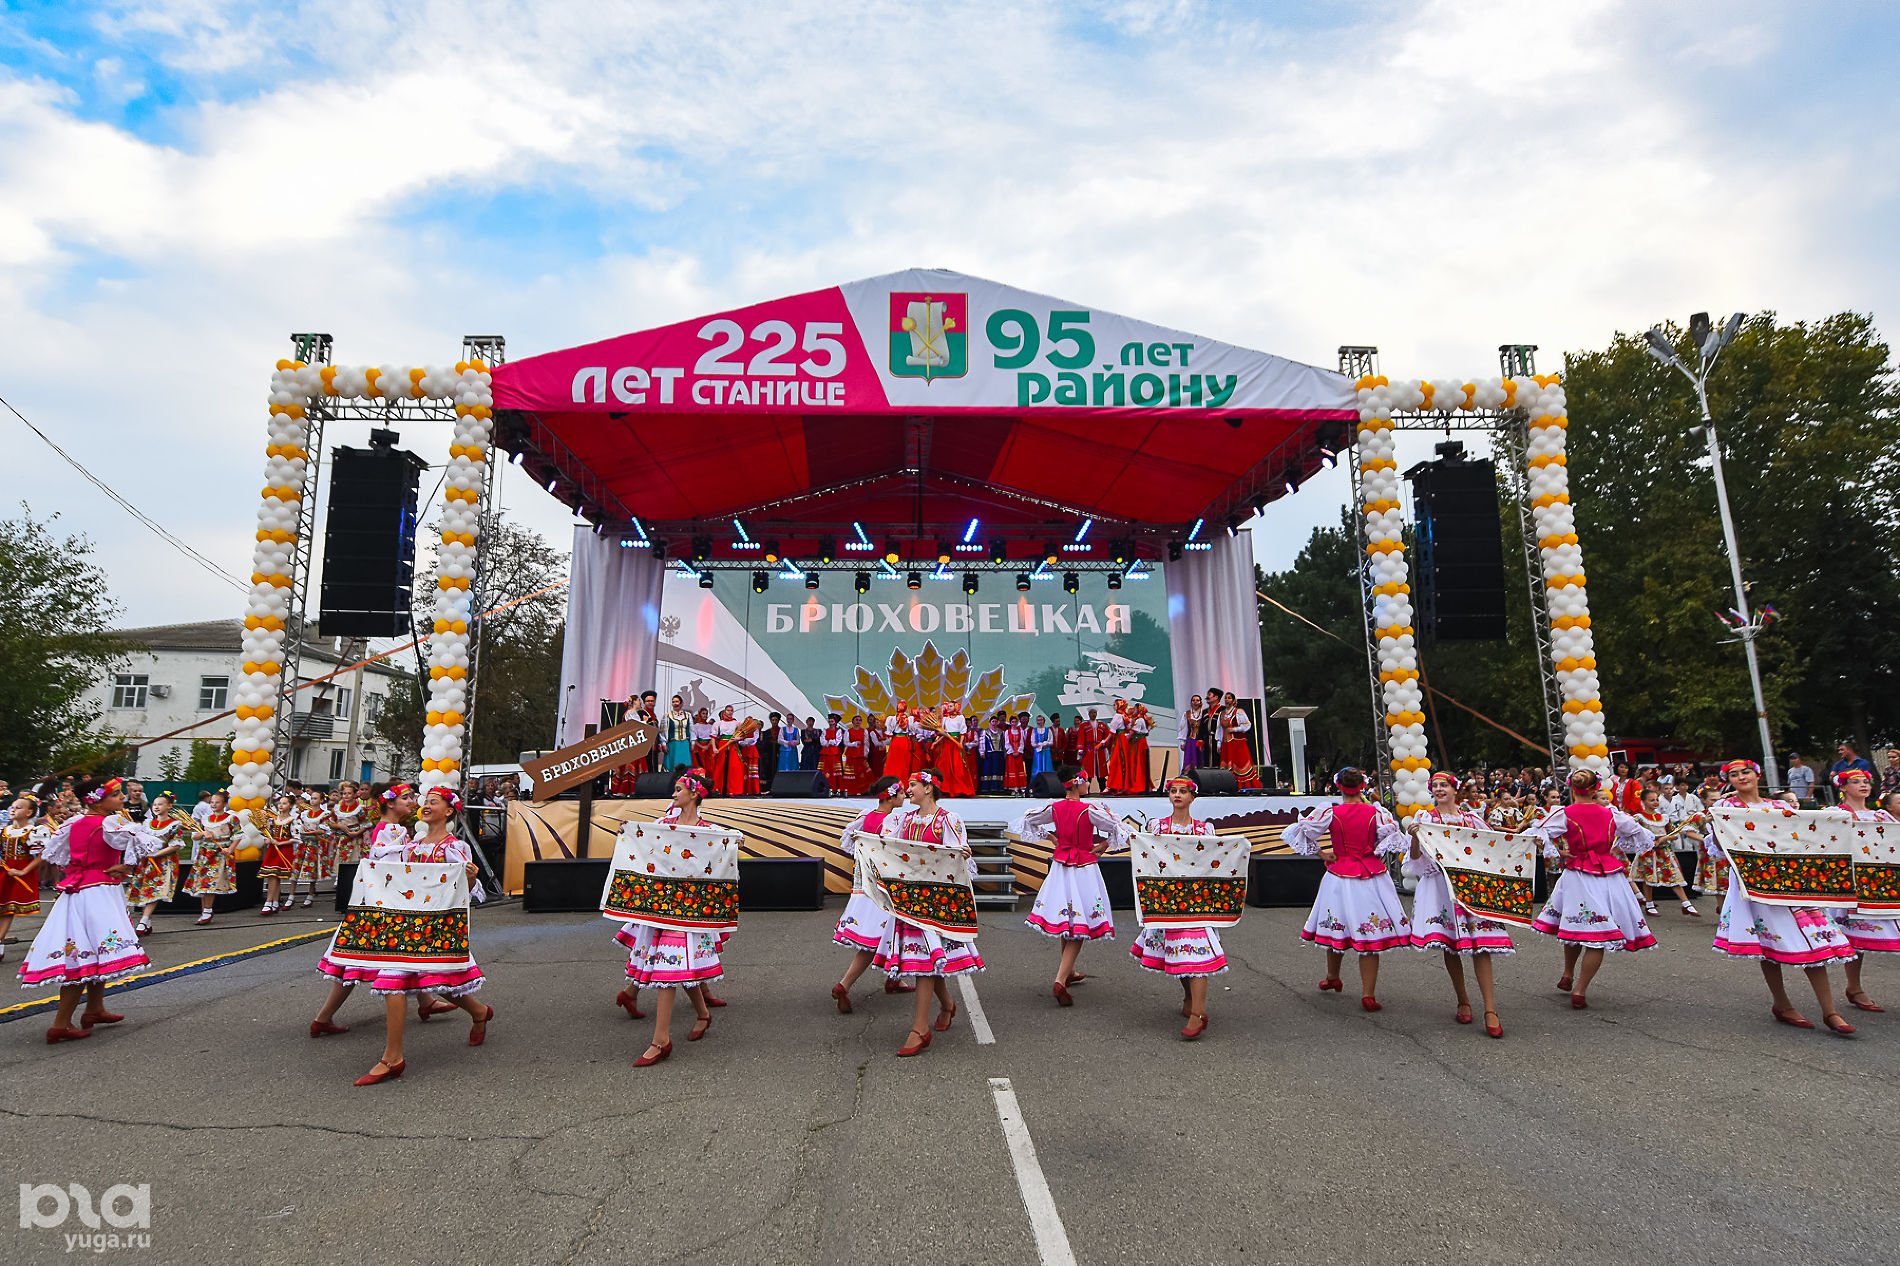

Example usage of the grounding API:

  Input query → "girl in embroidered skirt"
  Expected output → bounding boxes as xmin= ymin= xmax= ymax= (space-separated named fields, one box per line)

xmin=1130 ymin=776 xmax=1228 ymax=1038
xmin=1 ymin=796 xmax=48 ymax=958
xmin=1406 ymin=772 xmax=1511 ymax=1038
xmin=1003 ymin=715 xmax=1029 ymax=794
xmin=1014 ymin=766 xmax=1120 ymax=1005
xmin=1829 ymin=769 xmax=1896 ymax=1014
xmin=619 ymin=769 xmax=724 ymax=1067
xmin=20 ymin=777 xmax=157 ymax=1043
xmin=1709 ymin=758 xmax=1857 ymax=1033
xmin=1216 ymin=694 xmax=1264 ymax=791
xmin=319 ymin=786 xmax=491 ymax=1084
xmin=1128 ymin=705 xmax=1153 ymax=794
xmin=829 ymin=776 xmax=917 ymax=1010
xmin=311 ymin=784 xmax=434 ymax=1036
xmin=873 ymin=769 xmax=983 ymax=1055
xmin=182 ymin=790 xmax=238 ymax=925
xmin=1628 ymin=785 xmax=1698 ymax=917
xmin=289 ymin=792 xmax=331 ymax=909
xmin=1520 ymin=769 xmax=1658 ymax=1009
xmin=1283 ymin=768 xmax=1412 ymax=1010
xmin=126 ymin=792 xmax=191 ymax=935
xmin=257 ymin=792 xmax=299 ymax=915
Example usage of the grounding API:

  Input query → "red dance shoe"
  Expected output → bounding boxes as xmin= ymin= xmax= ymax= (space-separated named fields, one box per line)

xmin=353 ymin=1059 xmax=405 ymax=1086
xmin=1361 ymin=997 xmax=1382 ymax=1012
xmin=1484 ymin=1010 xmax=1503 ymax=1039
xmin=45 ymin=1026 xmax=93 ymax=1045
xmin=1822 ymin=1013 xmax=1857 ymax=1036
xmin=703 ymin=992 xmax=728 ymax=1008
xmin=417 ymin=998 xmax=458 ymax=1022
xmin=309 ymin=1019 xmax=350 ymax=1038
xmin=934 ymin=1000 xmax=958 ymax=1032
xmin=1052 ymin=982 xmax=1074 ymax=1007
xmin=830 ymin=982 xmax=853 ymax=1013
xmin=1571 ymin=994 xmax=1589 ymax=1010
xmin=688 ymin=1015 xmax=712 ymax=1042
xmin=1181 ymin=1013 xmax=1209 ymax=1041
xmin=634 ymin=1041 xmax=673 ymax=1067
xmin=614 ymin=990 xmax=646 ymax=1020
xmin=896 ymin=1028 xmax=932 ymax=1057
xmin=1454 ymin=1003 xmax=1473 ymax=1025
xmin=78 ymin=1010 xmax=125 ymax=1028
xmin=1318 ymin=977 xmax=1343 ymax=993
xmin=469 ymin=1004 xmax=495 ymax=1046
xmin=882 ymin=978 xmax=917 ymax=994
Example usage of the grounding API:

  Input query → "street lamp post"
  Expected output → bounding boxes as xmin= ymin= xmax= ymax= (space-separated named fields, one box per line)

xmin=1644 ymin=313 xmax=1781 ymax=791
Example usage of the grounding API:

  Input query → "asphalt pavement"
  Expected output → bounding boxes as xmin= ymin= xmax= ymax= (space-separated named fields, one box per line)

xmin=3 ymin=892 xmax=1894 ymax=1266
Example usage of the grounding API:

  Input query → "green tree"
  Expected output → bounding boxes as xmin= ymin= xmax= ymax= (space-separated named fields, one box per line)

xmin=0 ymin=508 xmax=133 ymax=782
xmin=156 ymin=746 xmax=186 ymax=780
xmin=184 ymin=738 xmax=232 ymax=781
xmin=1256 ymin=507 xmax=1379 ymax=773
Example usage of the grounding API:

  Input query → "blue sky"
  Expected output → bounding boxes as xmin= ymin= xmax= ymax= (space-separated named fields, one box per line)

xmin=3 ymin=0 xmax=1897 ymax=626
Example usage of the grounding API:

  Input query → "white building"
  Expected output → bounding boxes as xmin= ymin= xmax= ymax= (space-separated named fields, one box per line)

xmin=90 ymin=621 xmax=413 ymax=786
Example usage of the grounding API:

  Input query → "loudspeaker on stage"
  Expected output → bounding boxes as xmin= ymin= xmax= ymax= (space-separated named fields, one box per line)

xmin=769 ymin=769 xmax=831 ymax=797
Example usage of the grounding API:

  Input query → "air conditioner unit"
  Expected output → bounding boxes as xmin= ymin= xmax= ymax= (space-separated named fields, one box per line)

xmin=150 ymin=684 xmax=172 ymax=699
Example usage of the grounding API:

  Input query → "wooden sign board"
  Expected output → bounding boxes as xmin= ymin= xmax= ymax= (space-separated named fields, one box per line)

xmin=522 ymin=718 xmax=657 ymax=802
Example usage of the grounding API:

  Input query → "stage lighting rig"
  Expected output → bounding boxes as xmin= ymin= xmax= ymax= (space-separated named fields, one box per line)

xmin=805 ymin=572 xmax=821 ymax=590
xmin=818 ymin=535 xmax=837 ymax=563
xmin=698 ymin=571 xmax=715 ymax=590
xmin=989 ymin=539 xmax=1008 ymax=563
xmin=1107 ymin=573 xmax=1122 ymax=590
xmin=1063 ymin=572 xmax=1079 ymax=594
xmin=963 ymin=573 xmax=979 ymax=595
xmin=752 ymin=571 xmax=769 ymax=593
xmin=906 ymin=571 xmax=923 ymax=590
xmin=691 ymin=535 xmax=712 ymax=562
xmin=855 ymin=572 xmax=871 ymax=594
xmin=1015 ymin=573 xmax=1031 ymax=592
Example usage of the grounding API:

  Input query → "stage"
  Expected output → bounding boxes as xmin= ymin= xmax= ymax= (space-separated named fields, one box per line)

xmin=501 ymin=793 xmax=1329 ymax=897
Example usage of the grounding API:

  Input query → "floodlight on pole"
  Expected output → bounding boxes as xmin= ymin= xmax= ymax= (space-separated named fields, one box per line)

xmin=1646 ymin=312 xmax=1779 ymax=791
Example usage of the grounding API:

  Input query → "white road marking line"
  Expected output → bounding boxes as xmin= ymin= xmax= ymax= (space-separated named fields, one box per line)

xmin=957 ymin=973 xmax=995 ymax=1044
xmin=988 ymin=1077 xmax=1077 ymax=1266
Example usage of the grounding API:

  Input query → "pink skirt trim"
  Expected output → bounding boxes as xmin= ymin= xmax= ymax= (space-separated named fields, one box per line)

xmin=19 ymin=948 xmax=149 ymax=988
xmin=316 ymin=959 xmax=486 ymax=996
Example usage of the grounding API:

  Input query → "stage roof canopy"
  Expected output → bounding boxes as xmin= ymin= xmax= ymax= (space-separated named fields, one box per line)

xmin=493 ymin=270 xmax=1355 ymax=561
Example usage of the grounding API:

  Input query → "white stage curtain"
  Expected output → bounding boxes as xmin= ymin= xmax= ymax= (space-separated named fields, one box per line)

xmin=1165 ymin=526 xmax=1266 ymax=702
xmin=556 ymin=525 xmax=664 ymax=746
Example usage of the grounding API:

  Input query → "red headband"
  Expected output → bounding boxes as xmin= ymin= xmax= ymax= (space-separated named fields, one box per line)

xmin=1429 ymin=771 xmax=1459 ymax=788
xmin=429 ymin=787 xmax=463 ymax=813
xmin=1721 ymin=759 xmax=1760 ymax=779
xmin=83 ymin=777 xmax=124 ymax=805
xmin=676 ymin=769 xmax=712 ymax=796
xmin=1065 ymin=772 xmax=1091 ymax=788
xmin=910 ymin=770 xmax=940 ymax=789
xmin=1163 ymin=775 xmax=1197 ymax=793
xmin=1834 ymin=769 xmax=1873 ymax=788
xmin=380 ymin=782 xmax=415 ymax=804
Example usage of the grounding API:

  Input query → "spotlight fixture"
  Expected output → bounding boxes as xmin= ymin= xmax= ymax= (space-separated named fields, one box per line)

xmin=698 ymin=571 xmax=715 ymax=590
xmin=1107 ymin=573 xmax=1123 ymax=591
xmin=763 ymin=539 xmax=782 ymax=564
xmin=818 ymin=534 xmax=837 ymax=563
xmin=989 ymin=539 xmax=1008 ymax=563
xmin=1109 ymin=537 xmax=1133 ymax=565
xmin=1167 ymin=541 xmax=1184 ymax=562
xmin=936 ymin=541 xmax=954 ymax=565
xmin=691 ymin=535 xmax=712 ymax=562
xmin=906 ymin=571 xmax=922 ymax=590
xmin=962 ymin=572 xmax=979 ymax=595
xmin=883 ymin=540 xmax=902 ymax=565
xmin=1042 ymin=541 xmax=1059 ymax=565
xmin=805 ymin=572 xmax=821 ymax=591
xmin=1016 ymin=572 xmax=1032 ymax=592
xmin=752 ymin=570 xmax=769 ymax=593
xmin=855 ymin=571 xmax=871 ymax=594
xmin=1063 ymin=572 xmax=1079 ymax=595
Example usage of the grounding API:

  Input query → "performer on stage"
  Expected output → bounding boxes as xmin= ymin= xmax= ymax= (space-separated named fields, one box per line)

xmin=873 ymin=769 xmax=982 ymax=1055
xmin=1029 ymin=715 xmax=1056 ymax=782
xmin=865 ymin=717 xmax=887 ymax=778
xmin=1179 ymin=695 xmax=1205 ymax=771
xmin=1708 ymin=759 xmax=1857 ymax=1032
xmin=1406 ymin=772 xmax=1510 ymax=1038
xmin=621 ymin=770 xmax=725 ymax=1066
xmin=182 ymin=790 xmax=238 ymax=925
xmin=884 ymin=704 xmax=920 ymax=786
xmin=1014 ymin=766 xmax=1119 ymax=1004
xmin=1 ymin=796 xmax=48 ymax=959
xmin=317 ymin=786 xmax=491 ymax=1084
xmin=691 ymin=707 xmax=716 ymax=771
xmin=1072 ymin=712 xmax=1097 ymax=788
xmin=1129 ymin=704 xmax=1153 ymax=794
xmin=1130 ymin=776 xmax=1228 ymax=1038
xmin=1829 ymin=768 xmax=1896 ymax=1014
xmin=830 ymin=776 xmax=917 ymax=1010
xmin=1629 ymin=785 xmax=1698 ymax=917
xmin=1003 ymin=713 xmax=1029 ymax=795
xmin=664 ymin=695 xmax=694 ymax=772
xmin=1216 ymin=693 xmax=1263 ymax=790
xmin=257 ymin=792 xmax=300 ymax=915
xmin=289 ymin=791 xmax=331 ymax=908
xmin=19 ymin=777 xmax=157 ymax=1042
xmin=819 ymin=714 xmax=847 ymax=793
xmin=1284 ymin=769 xmax=1411 ymax=1009
xmin=844 ymin=713 xmax=874 ymax=795
xmin=978 ymin=713 xmax=1006 ymax=793
xmin=937 ymin=702 xmax=978 ymax=797
xmin=1520 ymin=769 xmax=1658 ymax=1009
xmin=125 ymin=791 xmax=190 ymax=935
xmin=711 ymin=705 xmax=747 ymax=796
xmin=1100 ymin=701 xmax=1131 ymax=794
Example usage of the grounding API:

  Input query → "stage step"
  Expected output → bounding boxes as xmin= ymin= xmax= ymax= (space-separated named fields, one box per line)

xmin=967 ymin=826 xmax=1018 ymax=908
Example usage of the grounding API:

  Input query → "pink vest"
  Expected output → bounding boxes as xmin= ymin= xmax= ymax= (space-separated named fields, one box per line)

xmin=862 ymin=809 xmax=891 ymax=835
xmin=58 ymin=816 xmax=122 ymax=893
xmin=1326 ymin=802 xmax=1387 ymax=878
xmin=1051 ymin=799 xmax=1100 ymax=868
xmin=1563 ymin=802 xmax=1625 ymax=875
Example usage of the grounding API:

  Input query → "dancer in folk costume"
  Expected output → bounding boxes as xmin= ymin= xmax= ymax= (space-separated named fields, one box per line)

xmin=1014 ymin=766 xmax=1120 ymax=1004
xmin=844 ymin=714 xmax=874 ymax=795
xmin=1628 ymin=785 xmax=1699 ymax=917
xmin=1128 ymin=705 xmax=1153 ymax=794
xmin=1283 ymin=768 xmax=1412 ymax=1010
xmin=936 ymin=702 xmax=978 ymax=797
xmin=0 ymin=796 xmax=49 ymax=960
xmin=1003 ymin=714 xmax=1030 ymax=794
xmin=1405 ymin=772 xmax=1510 ymax=1038
xmin=1029 ymin=716 xmax=1056 ymax=781
xmin=710 ymin=705 xmax=746 ymax=795
xmin=182 ymin=790 xmax=238 ymax=925
xmin=617 ymin=770 xmax=728 ymax=1066
xmin=1130 ymin=776 xmax=1229 ymax=1039
xmin=872 ymin=769 xmax=983 ymax=1055
xmin=126 ymin=792 xmax=192 ymax=935
xmin=1519 ymin=769 xmax=1658 ymax=1009
xmin=1216 ymin=693 xmax=1264 ymax=790
xmin=1101 ymin=701 xmax=1133 ymax=793
xmin=317 ymin=786 xmax=492 ymax=1084
xmin=865 ymin=718 xmax=887 ymax=778
xmin=691 ymin=707 xmax=716 ymax=772
xmin=330 ymin=782 xmax=371 ymax=868
xmin=819 ymin=714 xmax=848 ymax=792
xmin=20 ymin=777 xmax=158 ymax=1043
xmin=1708 ymin=759 xmax=1857 ymax=1033
xmin=976 ymin=714 xmax=1004 ymax=792
xmin=884 ymin=704 xmax=920 ymax=786
xmin=311 ymin=784 xmax=415 ymax=1036
xmin=663 ymin=695 xmax=695 ymax=772
xmin=830 ymin=776 xmax=918 ymax=1010
xmin=257 ymin=792 xmax=300 ymax=915
xmin=1828 ymin=768 xmax=1896 ymax=1014
xmin=288 ymin=791 xmax=332 ymax=908
xmin=737 ymin=716 xmax=762 ymax=794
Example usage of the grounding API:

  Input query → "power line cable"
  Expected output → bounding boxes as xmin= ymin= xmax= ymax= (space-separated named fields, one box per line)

xmin=0 ymin=391 xmax=250 ymax=593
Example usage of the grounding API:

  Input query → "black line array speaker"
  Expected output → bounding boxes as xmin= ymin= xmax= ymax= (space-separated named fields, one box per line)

xmin=320 ymin=443 xmax=428 ymax=637
xmin=769 ymin=769 xmax=830 ymax=797
xmin=1408 ymin=455 xmax=1507 ymax=643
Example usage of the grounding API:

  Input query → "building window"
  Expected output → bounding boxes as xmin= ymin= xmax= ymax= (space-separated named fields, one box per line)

xmin=291 ymin=747 xmax=305 ymax=779
xmin=334 ymin=687 xmax=352 ymax=720
xmin=199 ymin=675 xmax=229 ymax=710
xmin=365 ymin=693 xmax=384 ymax=721
xmin=328 ymin=749 xmax=346 ymax=781
xmin=111 ymin=674 xmax=149 ymax=709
